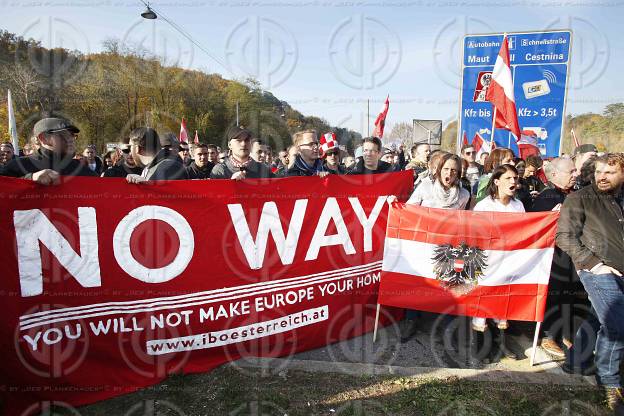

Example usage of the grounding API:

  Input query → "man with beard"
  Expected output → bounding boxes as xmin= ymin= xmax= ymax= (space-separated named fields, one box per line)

xmin=1 ymin=117 xmax=96 ymax=183
xmin=347 ymin=137 xmax=393 ymax=175
xmin=557 ymin=153 xmax=624 ymax=412
xmin=186 ymin=143 xmax=214 ymax=179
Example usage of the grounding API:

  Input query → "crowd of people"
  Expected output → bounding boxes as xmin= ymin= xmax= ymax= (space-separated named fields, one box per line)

xmin=2 ymin=116 xmax=624 ymax=412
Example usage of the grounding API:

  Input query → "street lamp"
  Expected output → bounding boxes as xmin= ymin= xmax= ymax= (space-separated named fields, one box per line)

xmin=140 ymin=5 xmax=157 ymax=19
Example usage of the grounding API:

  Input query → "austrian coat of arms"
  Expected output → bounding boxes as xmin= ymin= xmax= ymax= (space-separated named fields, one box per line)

xmin=431 ymin=242 xmax=487 ymax=291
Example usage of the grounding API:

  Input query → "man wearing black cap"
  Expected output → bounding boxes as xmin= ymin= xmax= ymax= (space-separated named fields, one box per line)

xmin=127 ymin=127 xmax=188 ymax=182
xmin=0 ymin=117 xmax=96 ymax=184
xmin=210 ymin=126 xmax=272 ymax=179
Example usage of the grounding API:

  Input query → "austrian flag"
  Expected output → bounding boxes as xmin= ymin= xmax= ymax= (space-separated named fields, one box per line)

xmin=378 ymin=204 xmax=559 ymax=322
xmin=486 ymin=35 xmax=522 ymax=140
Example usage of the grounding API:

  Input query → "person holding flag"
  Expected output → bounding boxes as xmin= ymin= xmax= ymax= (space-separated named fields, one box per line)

xmin=472 ymin=164 xmax=525 ymax=361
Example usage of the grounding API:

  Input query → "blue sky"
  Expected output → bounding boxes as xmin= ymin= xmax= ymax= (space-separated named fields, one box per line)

xmin=1 ymin=1 xmax=622 ymax=137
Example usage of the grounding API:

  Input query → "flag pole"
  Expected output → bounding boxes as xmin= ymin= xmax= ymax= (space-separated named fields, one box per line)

xmin=8 ymin=89 xmax=19 ymax=153
xmin=489 ymin=107 xmax=497 ymax=149
xmin=367 ymin=99 xmax=370 ymax=137
xmin=372 ymin=303 xmax=381 ymax=342
xmin=530 ymin=321 xmax=541 ymax=366
xmin=571 ymin=128 xmax=580 ymax=148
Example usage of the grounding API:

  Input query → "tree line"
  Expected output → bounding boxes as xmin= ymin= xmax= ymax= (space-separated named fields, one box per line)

xmin=0 ymin=30 xmax=361 ymax=154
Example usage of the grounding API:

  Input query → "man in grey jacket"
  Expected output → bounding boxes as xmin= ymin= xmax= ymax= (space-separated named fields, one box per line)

xmin=556 ymin=153 xmax=624 ymax=412
xmin=127 ymin=127 xmax=188 ymax=182
xmin=210 ymin=126 xmax=272 ymax=180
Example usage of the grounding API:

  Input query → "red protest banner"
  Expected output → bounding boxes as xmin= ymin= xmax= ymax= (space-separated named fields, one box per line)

xmin=379 ymin=203 xmax=558 ymax=322
xmin=0 ymin=172 xmax=412 ymax=414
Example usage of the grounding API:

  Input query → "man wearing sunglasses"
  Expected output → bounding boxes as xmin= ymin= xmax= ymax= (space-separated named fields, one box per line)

xmin=0 ymin=117 xmax=96 ymax=184
xmin=102 ymin=141 xmax=143 ymax=178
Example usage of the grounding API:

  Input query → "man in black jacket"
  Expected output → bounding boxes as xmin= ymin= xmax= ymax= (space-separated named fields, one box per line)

xmin=556 ymin=153 xmax=624 ymax=411
xmin=1 ymin=117 xmax=96 ymax=184
xmin=531 ymin=158 xmax=586 ymax=361
xmin=127 ymin=127 xmax=188 ymax=182
xmin=186 ymin=143 xmax=214 ymax=179
xmin=102 ymin=143 xmax=143 ymax=178
xmin=347 ymin=137 xmax=393 ymax=175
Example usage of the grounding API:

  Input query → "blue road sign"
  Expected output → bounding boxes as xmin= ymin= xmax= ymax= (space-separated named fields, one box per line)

xmin=458 ymin=31 xmax=571 ymax=158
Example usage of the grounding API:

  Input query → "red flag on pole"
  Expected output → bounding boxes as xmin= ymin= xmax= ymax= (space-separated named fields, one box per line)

xmin=372 ymin=95 xmax=389 ymax=138
xmin=179 ymin=118 xmax=189 ymax=143
xmin=518 ymin=129 xmax=541 ymax=159
xmin=485 ymin=35 xmax=522 ymax=140
xmin=472 ymin=131 xmax=495 ymax=161
xmin=194 ymin=130 xmax=200 ymax=145
xmin=462 ymin=131 xmax=469 ymax=146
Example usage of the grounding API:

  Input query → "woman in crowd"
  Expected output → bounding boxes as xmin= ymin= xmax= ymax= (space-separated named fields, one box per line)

xmin=394 ymin=153 xmax=470 ymax=343
xmin=472 ymin=164 xmax=524 ymax=361
xmin=406 ymin=153 xmax=470 ymax=209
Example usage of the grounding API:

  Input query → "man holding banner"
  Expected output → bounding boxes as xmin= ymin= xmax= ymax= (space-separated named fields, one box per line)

xmin=556 ymin=153 xmax=624 ymax=412
xmin=1 ymin=117 xmax=96 ymax=183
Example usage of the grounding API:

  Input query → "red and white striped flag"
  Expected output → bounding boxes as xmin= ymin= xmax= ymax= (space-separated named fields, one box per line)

xmin=486 ymin=35 xmax=521 ymax=140
xmin=372 ymin=95 xmax=389 ymax=138
xmin=378 ymin=204 xmax=558 ymax=322
xmin=471 ymin=131 xmax=495 ymax=161
xmin=194 ymin=130 xmax=200 ymax=145
xmin=518 ymin=129 xmax=541 ymax=159
xmin=179 ymin=117 xmax=189 ymax=143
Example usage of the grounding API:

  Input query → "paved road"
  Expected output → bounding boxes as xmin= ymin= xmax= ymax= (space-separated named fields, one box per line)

xmin=296 ymin=313 xmax=557 ymax=370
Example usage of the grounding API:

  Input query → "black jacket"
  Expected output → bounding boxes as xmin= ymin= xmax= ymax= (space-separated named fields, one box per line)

xmin=143 ymin=148 xmax=188 ymax=180
xmin=186 ymin=161 xmax=214 ymax=180
xmin=347 ymin=157 xmax=393 ymax=175
xmin=531 ymin=183 xmax=580 ymax=293
xmin=556 ymin=183 xmax=624 ymax=273
xmin=102 ymin=162 xmax=143 ymax=178
xmin=0 ymin=148 xmax=97 ymax=178
xmin=323 ymin=161 xmax=346 ymax=175
xmin=530 ymin=182 xmax=568 ymax=212
xmin=517 ymin=176 xmax=546 ymax=211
